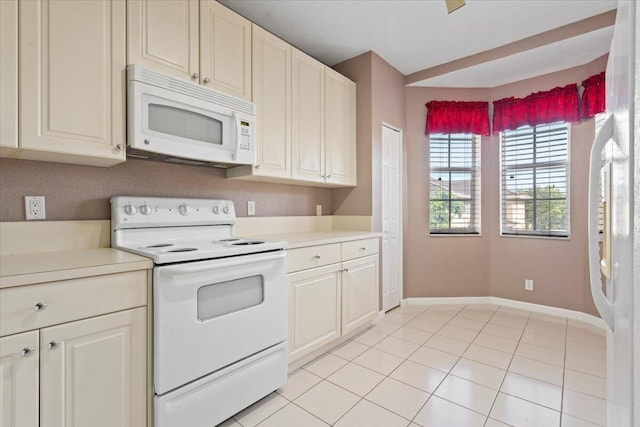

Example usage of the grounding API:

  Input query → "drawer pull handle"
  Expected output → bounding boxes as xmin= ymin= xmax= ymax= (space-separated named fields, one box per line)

xmin=21 ymin=347 xmax=35 ymax=357
xmin=313 ymin=255 xmax=321 ymax=260
xmin=344 ymin=268 xmax=349 ymax=272
xmin=34 ymin=302 xmax=47 ymax=312
xmin=48 ymin=340 xmax=61 ymax=350
xmin=359 ymin=247 xmax=366 ymax=251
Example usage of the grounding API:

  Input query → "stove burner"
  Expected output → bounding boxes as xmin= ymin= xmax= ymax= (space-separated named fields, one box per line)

xmin=146 ymin=244 xmax=174 ymax=248
xmin=230 ymin=241 xmax=265 ymax=246
xmin=219 ymin=238 xmax=241 ymax=242
xmin=167 ymin=248 xmax=198 ymax=252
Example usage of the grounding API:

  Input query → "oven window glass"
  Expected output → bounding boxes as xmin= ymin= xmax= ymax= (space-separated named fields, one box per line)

xmin=197 ymin=275 xmax=264 ymax=321
xmin=148 ymin=104 xmax=223 ymax=145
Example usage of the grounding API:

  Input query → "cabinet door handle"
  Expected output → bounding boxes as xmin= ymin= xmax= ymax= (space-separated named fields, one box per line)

xmin=313 ymin=255 xmax=321 ymax=260
xmin=359 ymin=247 xmax=366 ymax=252
xmin=34 ymin=302 xmax=47 ymax=312
xmin=203 ymin=77 xmax=211 ymax=84
xmin=21 ymin=347 xmax=35 ymax=357
xmin=116 ymin=144 xmax=124 ymax=151
xmin=326 ymin=174 xmax=331 ymax=179
xmin=191 ymin=73 xmax=199 ymax=80
xmin=48 ymin=340 xmax=61 ymax=350
xmin=255 ymin=164 xmax=261 ymax=170
xmin=343 ymin=268 xmax=349 ymax=272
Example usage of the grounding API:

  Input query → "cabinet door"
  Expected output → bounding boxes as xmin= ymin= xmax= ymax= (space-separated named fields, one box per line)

xmin=200 ymin=0 xmax=251 ymax=100
xmin=342 ymin=255 xmax=379 ymax=335
xmin=252 ymin=25 xmax=291 ymax=178
xmin=127 ymin=0 xmax=199 ymax=82
xmin=291 ymin=48 xmax=325 ymax=183
xmin=0 ymin=0 xmax=18 ymax=149
xmin=40 ymin=308 xmax=146 ymax=427
xmin=325 ymin=67 xmax=356 ymax=186
xmin=19 ymin=0 xmax=126 ymax=166
xmin=0 ymin=331 xmax=39 ymax=427
xmin=288 ymin=264 xmax=341 ymax=362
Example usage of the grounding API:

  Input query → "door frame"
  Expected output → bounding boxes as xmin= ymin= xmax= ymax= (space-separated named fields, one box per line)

xmin=381 ymin=122 xmax=404 ymax=310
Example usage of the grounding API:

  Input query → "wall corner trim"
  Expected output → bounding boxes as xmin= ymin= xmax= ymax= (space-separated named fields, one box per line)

xmin=403 ymin=296 xmax=607 ymax=330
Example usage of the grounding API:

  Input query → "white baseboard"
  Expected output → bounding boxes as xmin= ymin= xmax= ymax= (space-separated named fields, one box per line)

xmin=404 ymin=296 xmax=607 ymax=330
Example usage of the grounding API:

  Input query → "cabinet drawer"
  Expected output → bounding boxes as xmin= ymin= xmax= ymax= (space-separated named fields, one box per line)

xmin=287 ymin=244 xmax=341 ymax=273
xmin=341 ymin=238 xmax=379 ymax=261
xmin=0 ymin=270 xmax=147 ymax=337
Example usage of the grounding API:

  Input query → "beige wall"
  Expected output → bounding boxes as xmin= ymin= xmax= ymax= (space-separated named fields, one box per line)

xmin=0 ymin=158 xmax=333 ymax=221
xmin=404 ymin=56 xmax=606 ymax=315
xmin=404 ymin=87 xmax=492 ymax=298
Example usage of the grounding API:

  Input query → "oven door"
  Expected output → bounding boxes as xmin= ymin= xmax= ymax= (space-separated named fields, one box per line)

xmin=154 ymin=250 xmax=287 ymax=395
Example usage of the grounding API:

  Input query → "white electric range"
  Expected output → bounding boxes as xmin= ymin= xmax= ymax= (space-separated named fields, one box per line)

xmin=111 ymin=196 xmax=288 ymax=427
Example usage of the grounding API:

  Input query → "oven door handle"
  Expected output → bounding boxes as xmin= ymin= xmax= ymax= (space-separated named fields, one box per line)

xmin=158 ymin=250 xmax=285 ymax=276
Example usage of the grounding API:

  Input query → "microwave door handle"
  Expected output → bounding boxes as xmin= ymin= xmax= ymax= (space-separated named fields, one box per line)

xmin=232 ymin=112 xmax=240 ymax=161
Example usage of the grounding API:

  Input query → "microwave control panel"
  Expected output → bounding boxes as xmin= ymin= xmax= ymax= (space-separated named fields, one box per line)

xmin=239 ymin=120 xmax=253 ymax=151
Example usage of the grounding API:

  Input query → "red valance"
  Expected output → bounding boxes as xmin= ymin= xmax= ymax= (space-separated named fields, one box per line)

xmin=580 ymin=72 xmax=605 ymax=119
xmin=492 ymin=84 xmax=579 ymax=133
xmin=425 ymin=101 xmax=489 ymax=136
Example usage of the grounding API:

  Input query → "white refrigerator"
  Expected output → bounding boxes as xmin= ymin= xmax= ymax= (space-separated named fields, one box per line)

xmin=588 ymin=0 xmax=638 ymax=426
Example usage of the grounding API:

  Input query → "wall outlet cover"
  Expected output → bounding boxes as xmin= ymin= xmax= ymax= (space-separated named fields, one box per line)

xmin=247 ymin=201 xmax=256 ymax=216
xmin=25 ymin=196 xmax=46 ymax=220
xmin=525 ymin=279 xmax=534 ymax=291
xmin=316 ymin=205 xmax=322 ymax=216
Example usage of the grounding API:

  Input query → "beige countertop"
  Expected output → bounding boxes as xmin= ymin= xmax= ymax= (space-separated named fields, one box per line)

xmin=241 ymin=230 xmax=382 ymax=249
xmin=0 ymin=248 xmax=153 ymax=289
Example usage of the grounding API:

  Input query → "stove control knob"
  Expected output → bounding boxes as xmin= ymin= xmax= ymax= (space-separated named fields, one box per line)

xmin=140 ymin=204 xmax=152 ymax=216
xmin=124 ymin=203 xmax=137 ymax=216
xmin=178 ymin=204 xmax=191 ymax=216
xmin=212 ymin=205 xmax=220 ymax=215
xmin=223 ymin=206 xmax=230 ymax=215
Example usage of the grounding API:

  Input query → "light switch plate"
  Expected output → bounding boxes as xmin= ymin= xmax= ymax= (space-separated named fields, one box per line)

xmin=25 ymin=196 xmax=46 ymax=220
xmin=247 ymin=201 xmax=255 ymax=216
xmin=525 ymin=279 xmax=534 ymax=291
xmin=316 ymin=205 xmax=322 ymax=216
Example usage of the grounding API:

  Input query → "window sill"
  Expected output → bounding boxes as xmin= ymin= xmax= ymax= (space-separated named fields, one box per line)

xmin=500 ymin=233 xmax=571 ymax=241
xmin=429 ymin=233 xmax=483 ymax=237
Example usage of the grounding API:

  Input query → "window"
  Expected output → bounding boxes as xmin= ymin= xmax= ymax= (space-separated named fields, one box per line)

xmin=500 ymin=122 xmax=569 ymax=237
xmin=429 ymin=133 xmax=481 ymax=234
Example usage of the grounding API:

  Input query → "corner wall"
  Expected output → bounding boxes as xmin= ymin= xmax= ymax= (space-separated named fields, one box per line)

xmin=404 ymin=56 xmax=607 ymax=315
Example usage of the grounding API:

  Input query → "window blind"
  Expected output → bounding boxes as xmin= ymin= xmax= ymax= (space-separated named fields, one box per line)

xmin=429 ymin=133 xmax=481 ymax=234
xmin=501 ymin=122 xmax=569 ymax=237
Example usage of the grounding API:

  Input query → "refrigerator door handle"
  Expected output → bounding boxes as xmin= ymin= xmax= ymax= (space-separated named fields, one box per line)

xmin=588 ymin=113 xmax=615 ymax=330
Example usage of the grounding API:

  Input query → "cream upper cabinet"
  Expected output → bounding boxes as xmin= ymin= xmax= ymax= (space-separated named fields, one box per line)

xmin=251 ymin=25 xmax=291 ymax=178
xmin=325 ymin=68 xmax=357 ymax=186
xmin=0 ymin=0 xmax=18 ymax=150
xmin=0 ymin=331 xmax=39 ymax=427
xmin=200 ymin=0 xmax=251 ymax=101
xmin=341 ymin=255 xmax=379 ymax=335
xmin=127 ymin=0 xmax=199 ymax=82
xmin=288 ymin=264 xmax=341 ymax=362
xmin=291 ymin=49 xmax=325 ymax=183
xmin=18 ymin=0 xmax=126 ymax=167
xmin=40 ymin=308 xmax=146 ymax=427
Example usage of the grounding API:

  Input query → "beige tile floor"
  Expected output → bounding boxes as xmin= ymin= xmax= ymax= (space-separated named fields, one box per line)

xmin=220 ymin=303 xmax=607 ymax=427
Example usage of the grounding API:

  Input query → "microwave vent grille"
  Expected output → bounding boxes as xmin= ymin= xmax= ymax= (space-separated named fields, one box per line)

xmin=131 ymin=66 xmax=255 ymax=116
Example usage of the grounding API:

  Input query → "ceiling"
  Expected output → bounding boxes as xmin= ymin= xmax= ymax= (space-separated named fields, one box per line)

xmin=220 ymin=0 xmax=617 ymax=87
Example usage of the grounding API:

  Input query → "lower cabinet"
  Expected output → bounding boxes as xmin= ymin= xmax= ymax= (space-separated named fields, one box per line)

xmin=0 ymin=331 xmax=39 ymax=427
xmin=0 ymin=271 xmax=148 ymax=427
xmin=287 ymin=239 xmax=380 ymax=363
xmin=341 ymin=255 xmax=379 ymax=335
xmin=40 ymin=308 xmax=146 ymax=427
xmin=288 ymin=264 xmax=341 ymax=361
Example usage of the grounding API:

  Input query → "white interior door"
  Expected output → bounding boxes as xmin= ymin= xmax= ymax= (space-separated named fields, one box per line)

xmin=382 ymin=125 xmax=402 ymax=311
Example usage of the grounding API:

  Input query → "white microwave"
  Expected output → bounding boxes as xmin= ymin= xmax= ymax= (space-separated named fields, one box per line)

xmin=127 ymin=65 xmax=256 ymax=167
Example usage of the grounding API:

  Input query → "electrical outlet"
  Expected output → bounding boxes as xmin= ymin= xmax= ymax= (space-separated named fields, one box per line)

xmin=316 ymin=205 xmax=322 ymax=216
xmin=25 ymin=196 xmax=46 ymax=220
xmin=247 ymin=201 xmax=255 ymax=216
xmin=525 ymin=279 xmax=534 ymax=291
